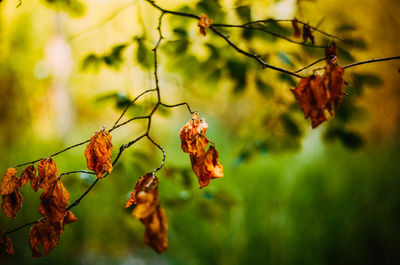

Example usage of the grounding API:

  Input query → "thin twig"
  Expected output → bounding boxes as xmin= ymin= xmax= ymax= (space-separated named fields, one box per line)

xmin=160 ymin=102 xmax=195 ymax=114
xmin=343 ymin=56 xmax=400 ymax=69
xmin=295 ymin=57 xmax=328 ymax=73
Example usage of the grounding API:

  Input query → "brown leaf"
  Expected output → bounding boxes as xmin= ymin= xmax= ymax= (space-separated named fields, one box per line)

xmin=39 ymin=179 xmax=70 ymax=224
xmin=141 ymin=205 xmax=168 ymax=254
xmin=2 ymin=190 xmax=23 ymax=219
xmin=125 ymin=174 xmax=168 ymax=253
xmin=302 ymin=24 xmax=314 ymax=44
xmin=180 ymin=113 xmax=209 ymax=156
xmin=325 ymin=41 xmax=337 ymax=63
xmin=38 ymin=158 xmax=58 ymax=190
xmin=20 ymin=165 xmax=38 ymax=190
xmin=292 ymin=60 xmax=345 ymax=128
xmin=292 ymin=18 xmax=301 ymax=39
xmin=63 ymin=211 xmax=78 ymax=225
xmin=0 ymin=235 xmax=14 ymax=258
xmin=29 ymin=220 xmax=61 ymax=258
xmin=125 ymin=173 xmax=158 ymax=218
xmin=198 ymin=14 xmax=212 ymax=36
xmin=191 ymin=145 xmax=224 ymax=188
xmin=84 ymin=130 xmax=113 ymax=178
xmin=1 ymin=168 xmax=18 ymax=195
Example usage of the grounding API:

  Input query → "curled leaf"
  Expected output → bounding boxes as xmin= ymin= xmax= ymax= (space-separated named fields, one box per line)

xmin=180 ymin=113 xmax=209 ymax=156
xmin=39 ymin=179 xmax=70 ymax=224
xmin=84 ymin=130 xmax=113 ymax=178
xmin=292 ymin=18 xmax=301 ymax=38
xmin=38 ymin=158 xmax=58 ymax=190
xmin=2 ymin=190 xmax=23 ymax=219
xmin=29 ymin=220 xmax=61 ymax=258
xmin=1 ymin=168 xmax=18 ymax=195
xmin=325 ymin=41 xmax=338 ymax=63
xmin=20 ymin=165 xmax=38 ymax=190
xmin=1 ymin=168 xmax=23 ymax=218
xmin=141 ymin=205 xmax=168 ymax=254
xmin=191 ymin=145 xmax=224 ymax=188
xmin=125 ymin=173 xmax=167 ymax=253
xmin=292 ymin=60 xmax=345 ymax=128
xmin=198 ymin=14 xmax=212 ymax=36
xmin=0 ymin=235 xmax=14 ymax=258
xmin=302 ymin=24 xmax=314 ymax=44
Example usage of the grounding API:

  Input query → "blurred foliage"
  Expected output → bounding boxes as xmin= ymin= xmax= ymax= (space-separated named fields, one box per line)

xmin=1 ymin=0 xmax=400 ymax=264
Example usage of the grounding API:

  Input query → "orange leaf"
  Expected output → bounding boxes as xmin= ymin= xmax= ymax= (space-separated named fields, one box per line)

xmin=1 ymin=168 xmax=23 ymax=218
xmin=37 ymin=158 xmax=58 ymax=190
xmin=29 ymin=220 xmax=61 ymax=258
xmin=191 ymin=145 xmax=224 ymax=188
xmin=20 ymin=165 xmax=37 ymax=190
xmin=63 ymin=211 xmax=78 ymax=225
xmin=39 ymin=179 xmax=70 ymax=224
xmin=0 ymin=235 xmax=14 ymax=258
xmin=180 ymin=113 xmax=209 ymax=156
xmin=322 ymin=62 xmax=345 ymax=107
xmin=292 ymin=18 xmax=301 ymax=39
xmin=84 ymin=130 xmax=113 ymax=178
xmin=2 ymin=190 xmax=23 ymax=219
xmin=198 ymin=14 xmax=212 ymax=36
xmin=325 ymin=41 xmax=338 ymax=63
xmin=1 ymin=168 xmax=18 ymax=195
xmin=141 ymin=205 xmax=168 ymax=254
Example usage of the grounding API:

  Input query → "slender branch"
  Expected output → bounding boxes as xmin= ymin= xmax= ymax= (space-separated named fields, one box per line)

xmin=59 ymin=170 xmax=96 ymax=178
xmin=343 ymin=56 xmax=400 ymax=69
xmin=295 ymin=57 xmax=329 ymax=73
xmin=160 ymin=102 xmax=195 ymax=114
xmin=209 ymin=25 xmax=303 ymax=78
xmin=146 ymin=135 xmax=166 ymax=175
xmin=212 ymin=24 xmax=326 ymax=48
xmin=2 ymin=219 xmax=41 ymax=236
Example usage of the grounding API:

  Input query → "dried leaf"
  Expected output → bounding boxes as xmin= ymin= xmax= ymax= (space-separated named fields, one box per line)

xmin=180 ymin=113 xmax=209 ymax=156
xmin=0 ymin=235 xmax=14 ymax=258
xmin=29 ymin=220 xmax=61 ymax=258
xmin=20 ymin=165 xmax=37 ymax=190
xmin=198 ymin=14 xmax=212 ymax=36
xmin=2 ymin=190 xmax=23 ymax=219
xmin=125 ymin=173 xmax=158 ymax=218
xmin=125 ymin=174 xmax=167 ymax=253
xmin=1 ymin=168 xmax=18 ymax=195
xmin=38 ymin=158 xmax=58 ymax=190
xmin=325 ymin=41 xmax=338 ymax=63
xmin=292 ymin=60 xmax=345 ymax=128
xmin=39 ymin=179 xmax=70 ymax=224
xmin=302 ymin=24 xmax=314 ymax=44
xmin=63 ymin=211 xmax=78 ymax=225
xmin=141 ymin=205 xmax=168 ymax=254
xmin=191 ymin=145 xmax=224 ymax=188
xmin=84 ymin=130 xmax=113 ymax=178
xmin=292 ymin=18 xmax=301 ymax=38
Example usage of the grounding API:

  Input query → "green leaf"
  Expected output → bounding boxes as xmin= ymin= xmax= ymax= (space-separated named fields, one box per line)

xmin=81 ymin=54 xmax=100 ymax=71
xmin=235 ymin=6 xmax=251 ymax=22
xmin=280 ymin=113 xmax=301 ymax=137
xmin=256 ymin=77 xmax=274 ymax=97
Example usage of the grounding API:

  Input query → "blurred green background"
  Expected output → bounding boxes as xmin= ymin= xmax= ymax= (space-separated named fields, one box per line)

xmin=1 ymin=0 xmax=400 ymax=264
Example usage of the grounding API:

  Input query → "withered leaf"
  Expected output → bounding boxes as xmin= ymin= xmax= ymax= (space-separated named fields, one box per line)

xmin=198 ymin=14 xmax=212 ymax=36
xmin=191 ymin=145 xmax=224 ymax=188
xmin=0 ymin=235 xmax=14 ymax=258
xmin=180 ymin=113 xmax=209 ymax=156
xmin=325 ymin=41 xmax=338 ymax=63
xmin=125 ymin=173 xmax=158 ymax=219
xmin=302 ymin=24 xmax=314 ymax=44
xmin=63 ymin=211 xmax=78 ymax=225
xmin=38 ymin=158 xmax=58 ymax=190
xmin=141 ymin=205 xmax=168 ymax=254
xmin=1 ymin=168 xmax=18 ymax=195
xmin=84 ymin=130 xmax=113 ymax=178
xmin=2 ymin=190 xmax=23 ymax=219
xmin=29 ymin=220 xmax=61 ymax=258
xmin=39 ymin=179 xmax=70 ymax=224
xmin=20 ymin=165 xmax=38 ymax=190
xmin=292 ymin=18 xmax=301 ymax=39
xmin=1 ymin=168 xmax=23 ymax=218
xmin=292 ymin=60 xmax=345 ymax=128
xmin=126 ymin=174 xmax=167 ymax=253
